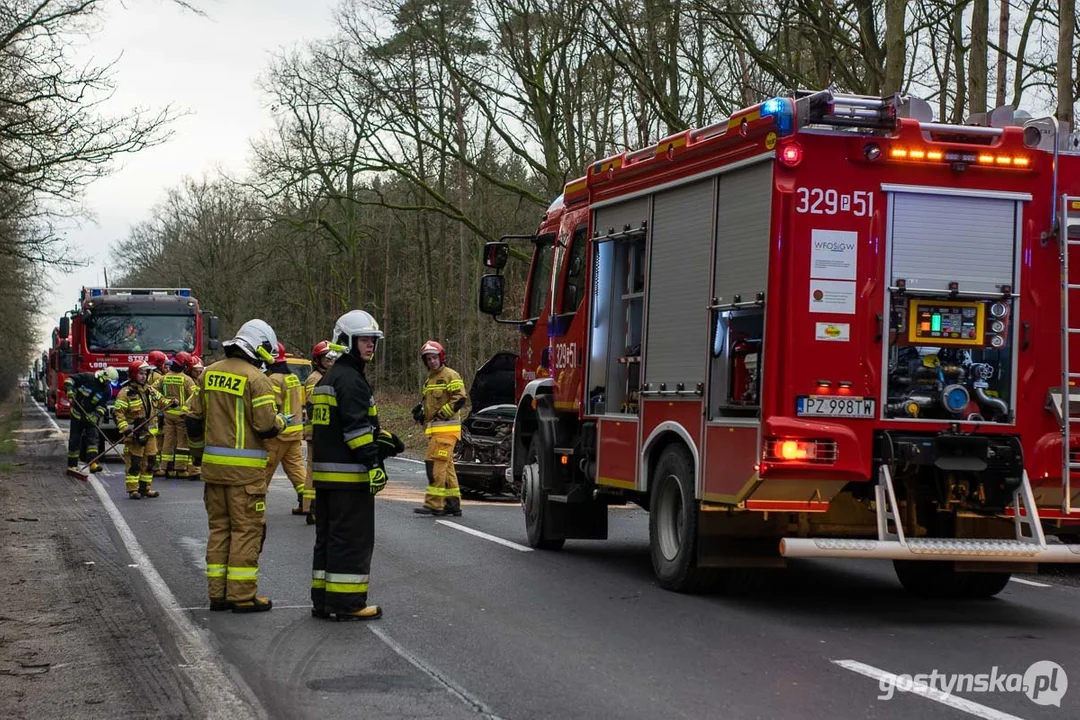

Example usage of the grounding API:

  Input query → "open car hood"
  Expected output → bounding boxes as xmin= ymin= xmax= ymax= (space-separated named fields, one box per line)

xmin=468 ymin=351 xmax=518 ymax=414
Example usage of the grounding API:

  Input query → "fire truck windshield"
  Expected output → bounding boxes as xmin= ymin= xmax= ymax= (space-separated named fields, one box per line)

xmin=86 ymin=313 xmax=196 ymax=353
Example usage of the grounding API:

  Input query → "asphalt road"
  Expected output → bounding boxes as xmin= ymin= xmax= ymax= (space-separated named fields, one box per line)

xmin=35 ymin=402 xmax=1080 ymax=720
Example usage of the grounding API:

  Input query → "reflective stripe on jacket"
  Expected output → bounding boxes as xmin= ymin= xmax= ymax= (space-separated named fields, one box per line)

xmin=310 ymin=353 xmax=379 ymax=487
xmin=186 ymin=356 xmax=283 ymax=485
xmin=422 ymin=366 xmax=466 ymax=438
xmin=268 ymin=369 xmax=304 ymax=440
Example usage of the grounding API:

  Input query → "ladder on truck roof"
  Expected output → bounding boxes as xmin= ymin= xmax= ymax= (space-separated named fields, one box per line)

xmin=1054 ymin=195 xmax=1080 ymax=514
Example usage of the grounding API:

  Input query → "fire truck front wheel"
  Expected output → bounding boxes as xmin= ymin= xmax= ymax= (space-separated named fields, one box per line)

xmin=521 ymin=436 xmax=565 ymax=551
xmin=649 ymin=445 xmax=710 ymax=593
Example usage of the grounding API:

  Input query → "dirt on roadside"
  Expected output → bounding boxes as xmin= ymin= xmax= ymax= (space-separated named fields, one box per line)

xmin=0 ymin=401 xmax=193 ymax=719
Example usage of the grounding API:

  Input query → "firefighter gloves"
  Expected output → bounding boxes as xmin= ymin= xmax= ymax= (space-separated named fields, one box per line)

xmin=411 ymin=402 xmax=425 ymax=424
xmin=369 ymin=467 xmax=387 ymax=495
xmin=376 ymin=430 xmax=405 ymax=460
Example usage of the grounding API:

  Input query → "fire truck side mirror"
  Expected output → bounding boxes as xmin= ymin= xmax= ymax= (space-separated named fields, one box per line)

xmin=208 ymin=314 xmax=219 ymax=340
xmin=479 ymin=274 xmax=506 ymax=316
xmin=483 ymin=242 xmax=509 ymax=270
xmin=58 ymin=316 xmax=69 ymax=339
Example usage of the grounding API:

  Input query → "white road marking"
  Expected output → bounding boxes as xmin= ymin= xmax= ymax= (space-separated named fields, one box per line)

xmin=30 ymin=397 xmax=62 ymax=432
xmin=369 ymin=624 xmax=504 ymax=720
xmin=389 ymin=456 xmax=425 ymax=466
xmin=435 ymin=520 xmax=533 ymax=552
xmin=832 ymin=659 xmax=1025 ymax=720
xmin=84 ymin=463 xmax=263 ymax=718
xmin=1009 ymin=577 xmax=1052 ymax=588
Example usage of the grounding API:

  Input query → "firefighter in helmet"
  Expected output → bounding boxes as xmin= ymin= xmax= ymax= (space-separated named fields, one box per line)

xmin=301 ymin=341 xmax=337 ymax=521
xmin=114 ymin=361 xmax=174 ymax=499
xmin=310 ymin=310 xmax=403 ymax=621
xmin=63 ymin=367 xmax=118 ymax=478
xmin=147 ymin=350 xmax=169 ymax=477
xmin=186 ymin=319 xmax=286 ymax=613
xmin=154 ymin=351 xmax=198 ymax=479
xmin=412 ymin=340 xmax=467 ymax=517
xmin=184 ymin=355 xmax=205 ymax=479
xmin=264 ymin=342 xmax=307 ymax=513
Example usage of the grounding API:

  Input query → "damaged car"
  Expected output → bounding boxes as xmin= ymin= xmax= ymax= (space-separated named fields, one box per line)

xmin=454 ymin=351 xmax=518 ymax=498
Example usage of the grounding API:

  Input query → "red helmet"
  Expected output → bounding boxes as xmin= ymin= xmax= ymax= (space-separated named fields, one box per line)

xmin=312 ymin=340 xmax=333 ymax=361
xmin=185 ymin=354 xmax=203 ymax=371
xmin=419 ymin=340 xmax=445 ymax=365
xmin=274 ymin=342 xmax=287 ymax=363
xmin=173 ymin=351 xmax=192 ymax=369
xmin=147 ymin=350 xmax=168 ymax=370
xmin=127 ymin=360 xmax=150 ymax=383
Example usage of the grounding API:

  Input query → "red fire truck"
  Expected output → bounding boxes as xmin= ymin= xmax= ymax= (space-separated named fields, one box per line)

xmin=51 ymin=287 xmax=219 ymax=431
xmin=479 ymin=89 xmax=1080 ymax=598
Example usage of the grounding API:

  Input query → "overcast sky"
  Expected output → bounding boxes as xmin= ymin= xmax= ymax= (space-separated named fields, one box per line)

xmin=39 ymin=0 xmax=339 ymax=349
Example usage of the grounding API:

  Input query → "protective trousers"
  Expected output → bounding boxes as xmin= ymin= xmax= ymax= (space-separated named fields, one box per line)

xmin=302 ymin=442 xmax=316 ymax=513
xmin=423 ymin=435 xmax=461 ymax=512
xmin=161 ymin=414 xmax=190 ymax=476
xmin=264 ymin=437 xmax=305 ymax=498
xmin=124 ymin=437 xmax=159 ymax=493
xmin=204 ymin=480 xmax=268 ymax=603
xmin=67 ymin=418 xmax=96 ymax=467
xmin=312 ymin=488 xmax=373 ymax=615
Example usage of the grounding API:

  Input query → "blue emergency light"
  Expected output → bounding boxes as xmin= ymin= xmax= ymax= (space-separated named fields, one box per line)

xmin=91 ymin=288 xmax=103 ymax=297
xmin=761 ymin=97 xmax=794 ymax=136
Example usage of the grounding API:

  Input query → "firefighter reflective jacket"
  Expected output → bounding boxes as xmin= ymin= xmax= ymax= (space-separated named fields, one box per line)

xmin=154 ymin=370 xmax=197 ymax=418
xmin=310 ymin=353 xmax=380 ymax=487
xmin=266 ymin=363 xmax=304 ymax=442
xmin=422 ymin=365 xmax=467 ymax=438
xmin=303 ymin=368 xmax=323 ymax=441
xmin=113 ymin=382 xmax=168 ymax=436
xmin=186 ymin=356 xmax=284 ymax=485
xmin=64 ymin=372 xmax=112 ymax=421
xmin=146 ymin=368 xmax=166 ymax=435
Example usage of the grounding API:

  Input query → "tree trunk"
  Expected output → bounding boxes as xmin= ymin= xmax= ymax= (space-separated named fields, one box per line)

xmin=968 ymin=0 xmax=989 ymax=117
xmin=883 ymin=0 xmax=906 ymax=94
xmin=951 ymin=4 xmax=968 ymax=123
xmin=1058 ymin=0 xmax=1076 ymax=126
xmin=995 ymin=0 xmax=1009 ymax=107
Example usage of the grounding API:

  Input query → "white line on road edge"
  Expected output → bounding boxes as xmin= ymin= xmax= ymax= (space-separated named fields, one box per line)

xmin=388 ymin=456 xmax=425 ymax=466
xmin=832 ymin=659 xmax=1025 ymax=720
xmin=85 ymin=474 xmax=263 ymax=719
xmin=369 ymin=624 xmax=504 ymax=720
xmin=30 ymin=397 xmax=62 ymax=432
xmin=435 ymin=519 xmax=533 ymax=552
xmin=1009 ymin=577 xmax=1053 ymax=588
xmin=30 ymin=397 xmax=260 ymax=716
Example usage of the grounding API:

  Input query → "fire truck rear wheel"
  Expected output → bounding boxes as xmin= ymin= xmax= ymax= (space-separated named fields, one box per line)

xmin=649 ymin=445 xmax=709 ymax=593
xmin=893 ymin=561 xmax=1011 ymax=599
xmin=522 ymin=436 xmax=565 ymax=551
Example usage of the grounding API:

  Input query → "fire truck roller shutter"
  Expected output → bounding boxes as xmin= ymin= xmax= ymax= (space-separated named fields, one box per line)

xmin=712 ymin=160 xmax=774 ymax=308
xmin=591 ymin=197 xmax=650 ymax=414
xmin=644 ymin=179 xmax=715 ymax=390
xmin=887 ymin=189 xmax=1022 ymax=294
xmin=710 ymin=159 xmax=774 ymax=415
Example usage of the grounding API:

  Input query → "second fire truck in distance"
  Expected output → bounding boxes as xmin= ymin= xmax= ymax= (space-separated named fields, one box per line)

xmin=479 ymin=88 xmax=1080 ymax=598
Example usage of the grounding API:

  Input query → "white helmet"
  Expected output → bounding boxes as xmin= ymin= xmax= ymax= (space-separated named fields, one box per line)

xmin=95 ymin=367 xmax=119 ymax=383
xmin=331 ymin=310 xmax=383 ymax=353
xmin=223 ymin=319 xmax=278 ymax=364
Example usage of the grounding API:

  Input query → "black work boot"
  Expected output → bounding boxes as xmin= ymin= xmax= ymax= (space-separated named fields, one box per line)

xmin=413 ymin=506 xmax=445 ymax=516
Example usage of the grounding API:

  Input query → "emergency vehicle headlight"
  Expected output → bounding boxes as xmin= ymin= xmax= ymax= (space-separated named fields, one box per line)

xmin=863 ymin=143 xmax=882 ymax=161
xmin=761 ymin=97 xmax=794 ymax=135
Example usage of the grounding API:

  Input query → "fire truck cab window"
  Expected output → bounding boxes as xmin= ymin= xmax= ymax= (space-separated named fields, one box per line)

xmin=525 ymin=233 xmax=556 ymax=321
xmin=588 ymin=230 xmax=646 ymax=415
xmin=559 ymin=224 xmax=589 ymax=315
xmin=87 ymin=313 xmax=197 ymax=353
